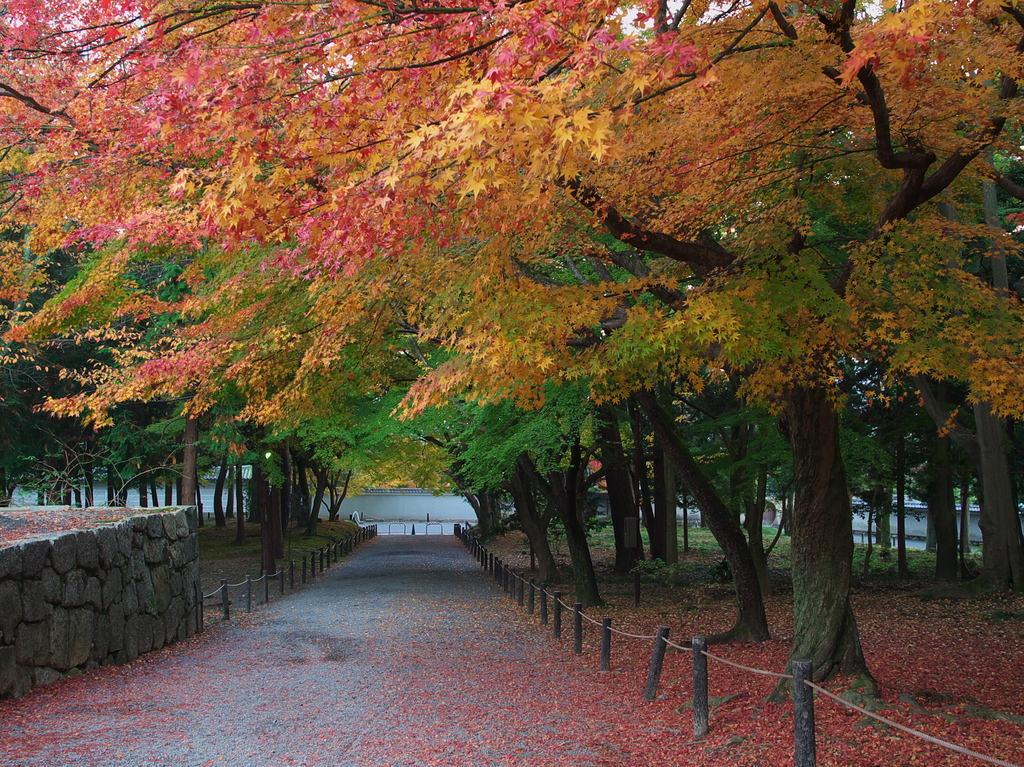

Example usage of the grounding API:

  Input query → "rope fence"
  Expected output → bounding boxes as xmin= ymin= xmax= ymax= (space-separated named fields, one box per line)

xmin=195 ymin=524 xmax=378 ymax=628
xmin=455 ymin=526 xmax=1022 ymax=767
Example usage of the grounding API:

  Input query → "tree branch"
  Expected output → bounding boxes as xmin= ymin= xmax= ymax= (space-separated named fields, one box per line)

xmin=559 ymin=176 xmax=734 ymax=269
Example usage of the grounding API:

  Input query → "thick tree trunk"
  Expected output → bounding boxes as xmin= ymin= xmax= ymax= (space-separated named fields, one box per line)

xmin=548 ymin=459 xmax=601 ymax=608
xmin=781 ymin=384 xmax=873 ymax=690
xmin=255 ymin=465 xmax=275 ymax=573
xmin=510 ymin=458 xmax=558 ymax=584
xmin=461 ymin=487 xmax=501 ymax=540
xmin=974 ymin=402 xmax=1024 ymax=590
xmin=928 ymin=435 xmax=958 ymax=582
xmin=635 ymin=390 xmax=769 ymax=642
xmin=653 ymin=439 xmax=677 ymax=564
xmin=599 ymin=406 xmax=642 ymax=574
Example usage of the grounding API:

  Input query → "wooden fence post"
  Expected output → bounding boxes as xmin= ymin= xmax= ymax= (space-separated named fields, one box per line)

xmin=693 ymin=635 xmax=709 ymax=739
xmin=540 ymin=583 xmax=548 ymax=626
xmin=221 ymin=580 xmax=230 ymax=621
xmin=246 ymin=575 xmax=252 ymax=612
xmin=793 ymin=660 xmax=817 ymax=767
xmin=644 ymin=626 xmax=671 ymax=702
xmin=528 ymin=578 xmax=535 ymax=615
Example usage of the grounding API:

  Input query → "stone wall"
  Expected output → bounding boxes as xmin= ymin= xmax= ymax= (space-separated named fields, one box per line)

xmin=0 ymin=507 xmax=200 ymax=699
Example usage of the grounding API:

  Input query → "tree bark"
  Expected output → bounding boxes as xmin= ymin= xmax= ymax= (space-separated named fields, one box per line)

xmin=896 ymin=435 xmax=909 ymax=576
xmin=181 ymin=415 xmax=199 ymax=513
xmin=598 ymin=406 xmax=642 ymax=574
xmin=213 ymin=462 xmax=228 ymax=527
xmin=226 ymin=465 xmax=235 ymax=519
xmin=510 ymin=457 xmax=558 ymax=584
xmin=928 ymin=434 xmax=958 ymax=582
xmin=653 ymin=438 xmax=678 ymax=565
xmin=255 ymin=464 xmax=275 ymax=572
xmin=234 ymin=464 xmax=245 ymax=544
xmin=308 ymin=465 xmax=328 ymax=536
xmin=547 ymin=456 xmax=601 ymax=607
xmin=974 ymin=402 xmax=1024 ymax=590
xmin=780 ymin=384 xmax=873 ymax=690
xmin=635 ymin=390 xmax=769 ymax=642
xmin=744 ymin=461 xmax=770 ymax=597
xmin=280 ymin=447 xmax=292 ymax=531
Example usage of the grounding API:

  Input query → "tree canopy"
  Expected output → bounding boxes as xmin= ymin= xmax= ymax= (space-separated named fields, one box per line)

xmin=3 ymin=0 xmax=1024 ymax=685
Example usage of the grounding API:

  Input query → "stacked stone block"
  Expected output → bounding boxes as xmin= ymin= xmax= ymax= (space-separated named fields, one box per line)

xmin=0 ymin=507 xmax=200 ymax=699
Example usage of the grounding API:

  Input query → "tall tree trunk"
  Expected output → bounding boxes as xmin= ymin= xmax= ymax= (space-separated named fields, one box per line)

xmin=326 ymin=470 xmax=352 ymax=521
xmin=181 ymin=415 xmax=199 ymax=512
xmin=781 ymin=384 xmax=873 ymax=690
xmin=928 ymin=434 xmax=958 ymax=582
xmin=974 ymin=402 xmax=1024 ymax=590
xmin=213 ymin=462 xmax=228 ymax=527
xmin=510 ymin=457 xmax=558 ymax=584
xmin=744 ymin=461 xmax=770 ymax=597
xmin=462 ymin=487 xmax=501 ymax=539
xmin=308 ymin=465 xmax=328 ymax=536
xmin=226 ymin=465 xmax=235 ymax=519
xmin=631 ymin=402 xmax=656 ymax=556
xmin=876 ymin=486 xmax=891 ymax=550
xmin=896 ymin=435 xmax=909 ymax=577
xmin=547 ymin=451 xmax=601 ymax=607
xmin=234 ymin=464 xmax=246 ymax=544
xmin=138 ymin=473 xmax=148 ymax=508
xmin=599 ymin=406 xmax=642 ymax=574
xmin=635 ymin=390 xmax=770 ymax=642
xmin=255 ymin=464 xmax=276 ymax=573
xmin=293 ymin=453 xmax=312 ymax=529
xmin=280 ymin=447 xmax=292 ymax=531
xmin=653 ymin=438 xmax=677 ymax=565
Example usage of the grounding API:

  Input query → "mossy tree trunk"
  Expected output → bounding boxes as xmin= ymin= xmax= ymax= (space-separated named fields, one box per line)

xmin=781 ymin=384 xmax=873 ymax=691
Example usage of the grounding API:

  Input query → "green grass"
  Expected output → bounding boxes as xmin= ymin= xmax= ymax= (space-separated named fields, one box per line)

xmin=582 ymin=522 xmax=982 ymax=587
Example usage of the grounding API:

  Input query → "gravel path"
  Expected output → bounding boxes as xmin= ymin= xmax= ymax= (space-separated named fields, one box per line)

xmin=0 ymin=535 xmax=670 ymax=767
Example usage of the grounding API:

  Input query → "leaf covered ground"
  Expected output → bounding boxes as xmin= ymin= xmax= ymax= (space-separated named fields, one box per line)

xmin=0 ymin=507 xmax=164 ymax=546
xmin=0 ymin=529 xmax=1021 ymax=767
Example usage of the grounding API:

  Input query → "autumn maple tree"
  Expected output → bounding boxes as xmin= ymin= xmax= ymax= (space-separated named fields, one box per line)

xmin=3 ymin=0 xmax=1024 ymax=691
